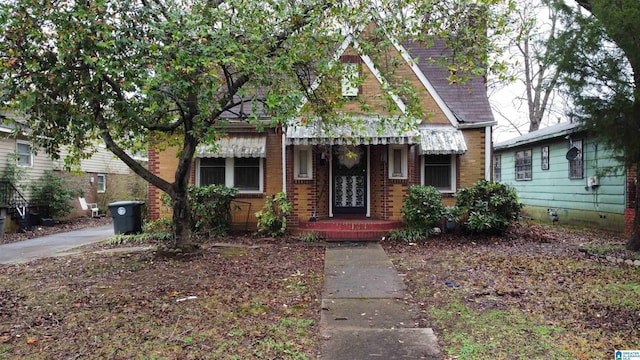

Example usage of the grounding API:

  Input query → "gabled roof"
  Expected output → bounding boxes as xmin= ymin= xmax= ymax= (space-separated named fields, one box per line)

xmin=403 ymin=40 xmax=495 ymax=125
xmin=220 ymin=27 xmax=496 ymax=129
xmin=494 ymin=122 xmax=579 ymax=150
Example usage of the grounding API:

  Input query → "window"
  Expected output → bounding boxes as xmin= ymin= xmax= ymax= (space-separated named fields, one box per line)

xmin=423 ymin=155 xmax=455 ymax=192
xmin=493 ymin=154 xmax=501 ymax=182
xmin=197 ymin=157 xmax=263 ymax=193
xmin=568 ymin=139 xmax=583 ymax=179
xmin=294 ymin=146 xmax=313 ymax=180
xmin=515 ymin=149 xmax=532 ymax=181
xmin=234 ymin=158 xmax=260 ymax=191
xmin=388 ymin=145 xmax=408 ymax=179
xmin=97 ymin=174 xmax=106 ymax=193
xmin=16 ymin=141 xmax=33 ymax=167
xmin=341 ymin=63 xmax=359 ymax=97
xmin=541 ymin=146 xmax=549 ymax=170
xmin=200 ymin=158 xmax=226 ymax=185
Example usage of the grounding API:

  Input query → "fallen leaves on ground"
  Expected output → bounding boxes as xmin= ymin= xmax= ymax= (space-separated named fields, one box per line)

xmin=384 ymin=222 xmax=640 ymax=360
xmin=0 ymin=239 xmax=324 ymax=359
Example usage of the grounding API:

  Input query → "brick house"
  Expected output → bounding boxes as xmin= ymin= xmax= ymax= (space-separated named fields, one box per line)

xmin=148 ymin=33 xmax=496 ymax=238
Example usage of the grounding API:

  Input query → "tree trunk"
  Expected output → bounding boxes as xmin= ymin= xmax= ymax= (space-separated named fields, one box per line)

xmin=627 ymin=168 xmax=640 ymax=250
xmin=171 ymin=183 xmax=196 ymax=252
xmin=168 ymin=112 xmax=198 ymax=252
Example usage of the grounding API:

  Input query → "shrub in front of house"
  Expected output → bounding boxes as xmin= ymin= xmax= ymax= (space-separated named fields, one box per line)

xmin=188 ymin=185 xmax=238 ymax=237
xmin=30 ymin=170 xmax=83 ymax=219
xmin=255 ymin=192 xmax=292 ymax=237
xmin=455 ymin=180 xmax=522 ymax=235
xmin=394 ymin=185 xmax=444 ymax=241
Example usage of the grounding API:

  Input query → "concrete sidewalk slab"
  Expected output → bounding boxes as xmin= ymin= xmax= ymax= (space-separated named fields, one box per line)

xmin=324 ymin=243 xmax=407 ymax=299
xmin=320 ymin=328 xmax=441 ymax=360
xmin=324 ymin=263 xmax=407 ymax=298
xmin=319 ymin=242 xmax=442 ymax=359
xmin=321 ymin=298 xmax=415 ymax=329
xmin=325 ymin=243 xmax=392 ymax=264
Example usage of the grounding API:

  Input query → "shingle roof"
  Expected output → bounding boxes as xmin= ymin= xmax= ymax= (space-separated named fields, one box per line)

xmin=403 ymin=40 xmax=495 ymax=124
xmin=493 ymin=122 xmax=579 ymax=150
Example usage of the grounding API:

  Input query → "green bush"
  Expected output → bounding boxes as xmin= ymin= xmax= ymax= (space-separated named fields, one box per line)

xmin=401 ymin=185 xmax=445 ymax=230
xmin=455 ymin=180 xmax=522 ymax=235
xmin=387 ymin=227 xmax=435 ymax=243
xmin=188 ymin=185 xmax=238 ymax=237
xmin=298 ymin=231 xmax=323 ymax=242
xmin=30 ymin=171 xmax=83 ymax=219
xmin=255 ymin=192 xmax=292 ymax=237
xmin=143 ymin=216 xmax=172 ymax=233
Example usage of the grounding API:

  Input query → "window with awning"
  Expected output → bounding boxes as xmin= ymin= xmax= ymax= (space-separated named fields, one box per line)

xmin=417 ymin=127 xmax=467 ymax=155
xmin=195 ymin=136 xmax=265 ymax=193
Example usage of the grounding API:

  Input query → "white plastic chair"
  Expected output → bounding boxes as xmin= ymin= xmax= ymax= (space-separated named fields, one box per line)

xmin=79 ymin=197 xmax=99 ymax=218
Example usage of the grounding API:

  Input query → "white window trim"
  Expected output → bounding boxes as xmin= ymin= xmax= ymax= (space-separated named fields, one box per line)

xmin=388 ymin=145 xmax=408 ymax=180
xmin=341 ymin=63 xmax=359 ymax=97
xmin=97 ymin=174 xmax=106 ymax=193
xmin=294 ymin=145 xmax=313 ymax=180
xmin=196 ymin=157 xmax=264 ymax=193
xmin=16 ymin=140 xmax=33 ymax=168
xmin=421 ymin=154 xmax=456 ymax=193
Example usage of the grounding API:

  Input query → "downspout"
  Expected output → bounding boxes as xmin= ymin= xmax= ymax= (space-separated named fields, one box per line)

xmin=282 ymin=130 xmax=287 ymax=194
xmin=366 ymin=145 xmax=371 ymax=218
xmin=485 ymin=125 xmax=492 ymax=180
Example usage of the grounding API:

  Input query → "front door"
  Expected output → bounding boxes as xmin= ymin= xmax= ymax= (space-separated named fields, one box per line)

xmin=332 ymin=145 xmax=367 ymax=214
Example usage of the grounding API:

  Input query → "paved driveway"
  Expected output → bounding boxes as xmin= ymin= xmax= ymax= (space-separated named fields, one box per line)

xmin=0 ymin=224 xmax=114 ymax=265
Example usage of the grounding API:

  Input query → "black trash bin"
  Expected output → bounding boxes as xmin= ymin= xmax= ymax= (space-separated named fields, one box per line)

xmin=0 ymin=217 xmax=5 ymax=237
xmin=108 ymin=201 xmax=145 ymax=235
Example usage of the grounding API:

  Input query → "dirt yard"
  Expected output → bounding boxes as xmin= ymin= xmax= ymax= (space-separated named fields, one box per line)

xmin=384 ymin=223 xmax=640 ymax=359
xmin=1 ymin=219 xmax=639 ymax=359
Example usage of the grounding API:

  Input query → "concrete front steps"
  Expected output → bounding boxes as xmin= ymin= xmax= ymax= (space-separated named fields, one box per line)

xmin=290 ymin=218 xmax=403 ymax=241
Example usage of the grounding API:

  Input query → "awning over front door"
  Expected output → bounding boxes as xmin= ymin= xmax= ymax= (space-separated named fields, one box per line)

xmin=195 ymin=136 xmax=266 ymax=158
xmin=285 ymin=117 xmax=420 ymax=146
xmin=418 ymin=127 xmax=467 ymax=155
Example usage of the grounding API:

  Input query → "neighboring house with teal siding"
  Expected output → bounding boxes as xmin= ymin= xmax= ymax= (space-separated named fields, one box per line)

xmin=493 ymin=122 xmax=628 ymax=232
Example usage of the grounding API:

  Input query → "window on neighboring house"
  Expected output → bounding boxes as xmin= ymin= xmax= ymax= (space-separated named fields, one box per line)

xmin=294 ymin=146 xmax=313 ymax=180
xmin=388 ymin=145 xmax=408 ymax=179
xmin=423 ymin=155 xmax=455 ymax=192
xmin=341 ymin=63 xmax=359 ymax=97
xmin=493 ymin=154 xmax=501 ymax=182
xmin=97 ymin=174 xmax=106 ymax=193
xmin=16 ymin=141 xmax=33 ymax=167
xmin=541 ymin=146 xmax=549 ymax=170
xmin=568 ymin=139 xmax=583 ymax=179
xmin=198 ymin=157 xmax=263 ymax=193
xmin=515 ymin=149 xmax=532 ymax=181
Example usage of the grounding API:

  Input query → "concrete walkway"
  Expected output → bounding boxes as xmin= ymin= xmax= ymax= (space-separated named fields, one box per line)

xmin=319 ymin=242 xmax=442 ymax=360
xmin=0 ymin=224 xmax=114 ymax=265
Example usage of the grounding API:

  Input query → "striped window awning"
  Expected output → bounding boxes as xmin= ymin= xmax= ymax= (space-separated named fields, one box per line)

xmin=196 ymin=136 xmax=266 ymax=158
xmin=418 ymin=127 xmax=467 ymax=155
xmin=285 ymin=118 xmax=420 ymax=146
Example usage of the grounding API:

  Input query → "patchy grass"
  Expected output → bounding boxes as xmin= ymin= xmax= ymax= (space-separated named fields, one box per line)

xmin=0 ymin=243 xmax=324 ymax=359
xmin=384 ymin=223 xmax=640 ymax=360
